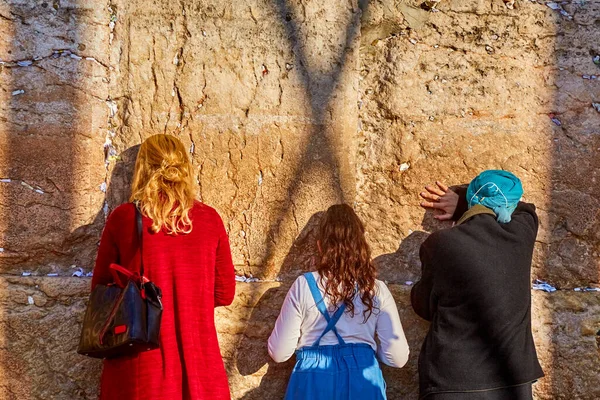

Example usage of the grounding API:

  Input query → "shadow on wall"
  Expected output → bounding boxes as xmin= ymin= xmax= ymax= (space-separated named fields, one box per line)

xmin=543 ymin=2 xmax=600 ymax=398
xmin=235 ymin=212 xmax=323 ymax=399
xmin=372 ymin=211 xmax=443 ymax=400
xmin=255 ymin=0 xmax=371 ymax=279
xmin=0 ymin=0 xmax=93 ymax=398
xmin=1 ymin=2 xmax=81 ymax=273
xmin=233 ymin=1 xmax=371 ymax=394
xmin=374 ymin=210 xmax=444 ymax=285
xmin=1 ymin=0 xmax=110 ymax=276
xmin=72 ymin=145 xmax=141 ymax=244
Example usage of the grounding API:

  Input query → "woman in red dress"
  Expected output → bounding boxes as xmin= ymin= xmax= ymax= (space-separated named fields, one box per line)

xmin=91 ymin=134 xmax=236 ymax=400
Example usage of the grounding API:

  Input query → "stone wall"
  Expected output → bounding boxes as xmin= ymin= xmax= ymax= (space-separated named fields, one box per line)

xmin=0 ymin=0 xmax=599 ymax=399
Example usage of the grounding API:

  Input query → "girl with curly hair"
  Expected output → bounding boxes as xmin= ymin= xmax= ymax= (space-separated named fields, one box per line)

xmin=268 ymin=204 xmax=409 ymax=399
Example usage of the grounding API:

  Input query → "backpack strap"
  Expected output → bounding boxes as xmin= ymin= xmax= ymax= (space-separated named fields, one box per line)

xmin=135 ymin=205 xmax=144 ymax=278
xmin=303 ymin=272 xmax=346 ymax=346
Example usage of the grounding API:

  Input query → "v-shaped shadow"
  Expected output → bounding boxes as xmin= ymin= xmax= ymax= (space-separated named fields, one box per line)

xmin=256 ymin=0 xmax=371 ymax=279
xmin=233 ymin=2 xmax=371 ymax=398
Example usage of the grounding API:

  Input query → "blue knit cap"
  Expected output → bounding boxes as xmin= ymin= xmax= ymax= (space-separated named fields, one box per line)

xmin=466 ymin=170 xmax=523 ymax=223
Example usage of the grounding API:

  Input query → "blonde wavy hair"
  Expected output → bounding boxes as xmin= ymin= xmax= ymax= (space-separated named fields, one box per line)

xmin=130 ymin=134 xmax=196 ymax=234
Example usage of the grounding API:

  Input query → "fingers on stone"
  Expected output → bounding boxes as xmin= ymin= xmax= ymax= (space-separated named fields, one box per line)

xmin=426 ymin=185 xmax=445 ymax=196
xmin=420 ymin=192 xmax=439 ymax=201
xmin=436 ymin=181 xmax=449 ymax=192
xmin=420 ymin=201 xmax=442 ymax=209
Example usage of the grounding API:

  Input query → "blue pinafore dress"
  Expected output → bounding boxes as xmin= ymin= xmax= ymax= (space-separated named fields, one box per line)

xmin=284 ymin=272 xmax=387 ymax=400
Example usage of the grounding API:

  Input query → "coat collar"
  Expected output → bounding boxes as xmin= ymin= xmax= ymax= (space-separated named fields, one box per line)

xmin=456 ymin=204 xmax=496 ymax=226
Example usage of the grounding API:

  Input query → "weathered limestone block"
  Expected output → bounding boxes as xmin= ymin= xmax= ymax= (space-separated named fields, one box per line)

xmin=0 ymin=277 xmax=101 ymax=400
xmin=532 ymin=291 xmax=600 ymax=400
xmin=357 ymin=0 xmax=600 ymax=287
xmin=106 ymin=0 xmax=362 ymax=278
xmin=0 ymin=1 xmax=109 ymax=275
xmin=0 ymin=278 xmax=598 ymax=400
xmin=220 ymin=284 xmax=600 ymax=400
xmin=358 ymin=1 xmax=554 ymax=260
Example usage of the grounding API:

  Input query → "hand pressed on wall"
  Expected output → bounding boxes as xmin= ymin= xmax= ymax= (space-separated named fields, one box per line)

xmin=419 ymin=181 xmax=458 ymax=221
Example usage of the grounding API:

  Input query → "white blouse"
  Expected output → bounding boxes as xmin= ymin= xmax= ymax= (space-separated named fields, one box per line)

xmin=268 ymin=272 xmax=410 ymax=368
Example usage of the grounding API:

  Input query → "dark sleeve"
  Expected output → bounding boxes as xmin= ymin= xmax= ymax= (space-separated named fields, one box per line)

xmin=511 ymin=202 xmax=539 ymax=240
xmin=214 ymin=212 xmax=236 ymax=307
xmin=411 ymin=240 xmax=436 ymax=321
xmin=451 ymin=184 xmax=469 ymax=221
xmin=91 ymin=215 xmax=119 ymax=290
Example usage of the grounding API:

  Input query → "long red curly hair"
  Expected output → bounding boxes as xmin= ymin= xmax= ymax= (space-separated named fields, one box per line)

xmin=316 ymin=204 xmax=378 ymax=322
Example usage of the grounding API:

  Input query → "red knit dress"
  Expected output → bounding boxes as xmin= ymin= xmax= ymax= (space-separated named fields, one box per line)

xmin=91 ymin=202 xmax=236 ymax=400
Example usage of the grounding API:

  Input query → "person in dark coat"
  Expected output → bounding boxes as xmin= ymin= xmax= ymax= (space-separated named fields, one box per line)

xmin=412 ymin=170 xmax=544 ymax=400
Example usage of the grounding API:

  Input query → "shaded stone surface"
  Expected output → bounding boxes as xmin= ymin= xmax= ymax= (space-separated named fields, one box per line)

xmin=0 ymin=0 xmax=109 ymax=275
xmin=0 ymin=277 xmax=101 ymax=400
xmin=532 ymin=290 xmax=600 ymax=400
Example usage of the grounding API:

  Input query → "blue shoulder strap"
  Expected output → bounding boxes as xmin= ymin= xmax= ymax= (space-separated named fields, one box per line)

xmin=303 ymin=272 xmax=346 ymax=346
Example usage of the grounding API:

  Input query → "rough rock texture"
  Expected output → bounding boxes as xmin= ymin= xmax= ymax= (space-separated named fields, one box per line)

xmin=0 ymin=278 xmax=597 ymax=400
xmin=0 ymin=277 xmax=101 ymax=399
xmin=105 ymin=0 xmax=361 ymax=280
xmin=532 ymin=290 xmax=600 ymax=400
xmin=357 ymin=0 xmax=600 ymax=288
xmin=0 ymin=0 xmax=109 ymax=274
xmin=0 ymin=0 xmax=599 ymax=398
